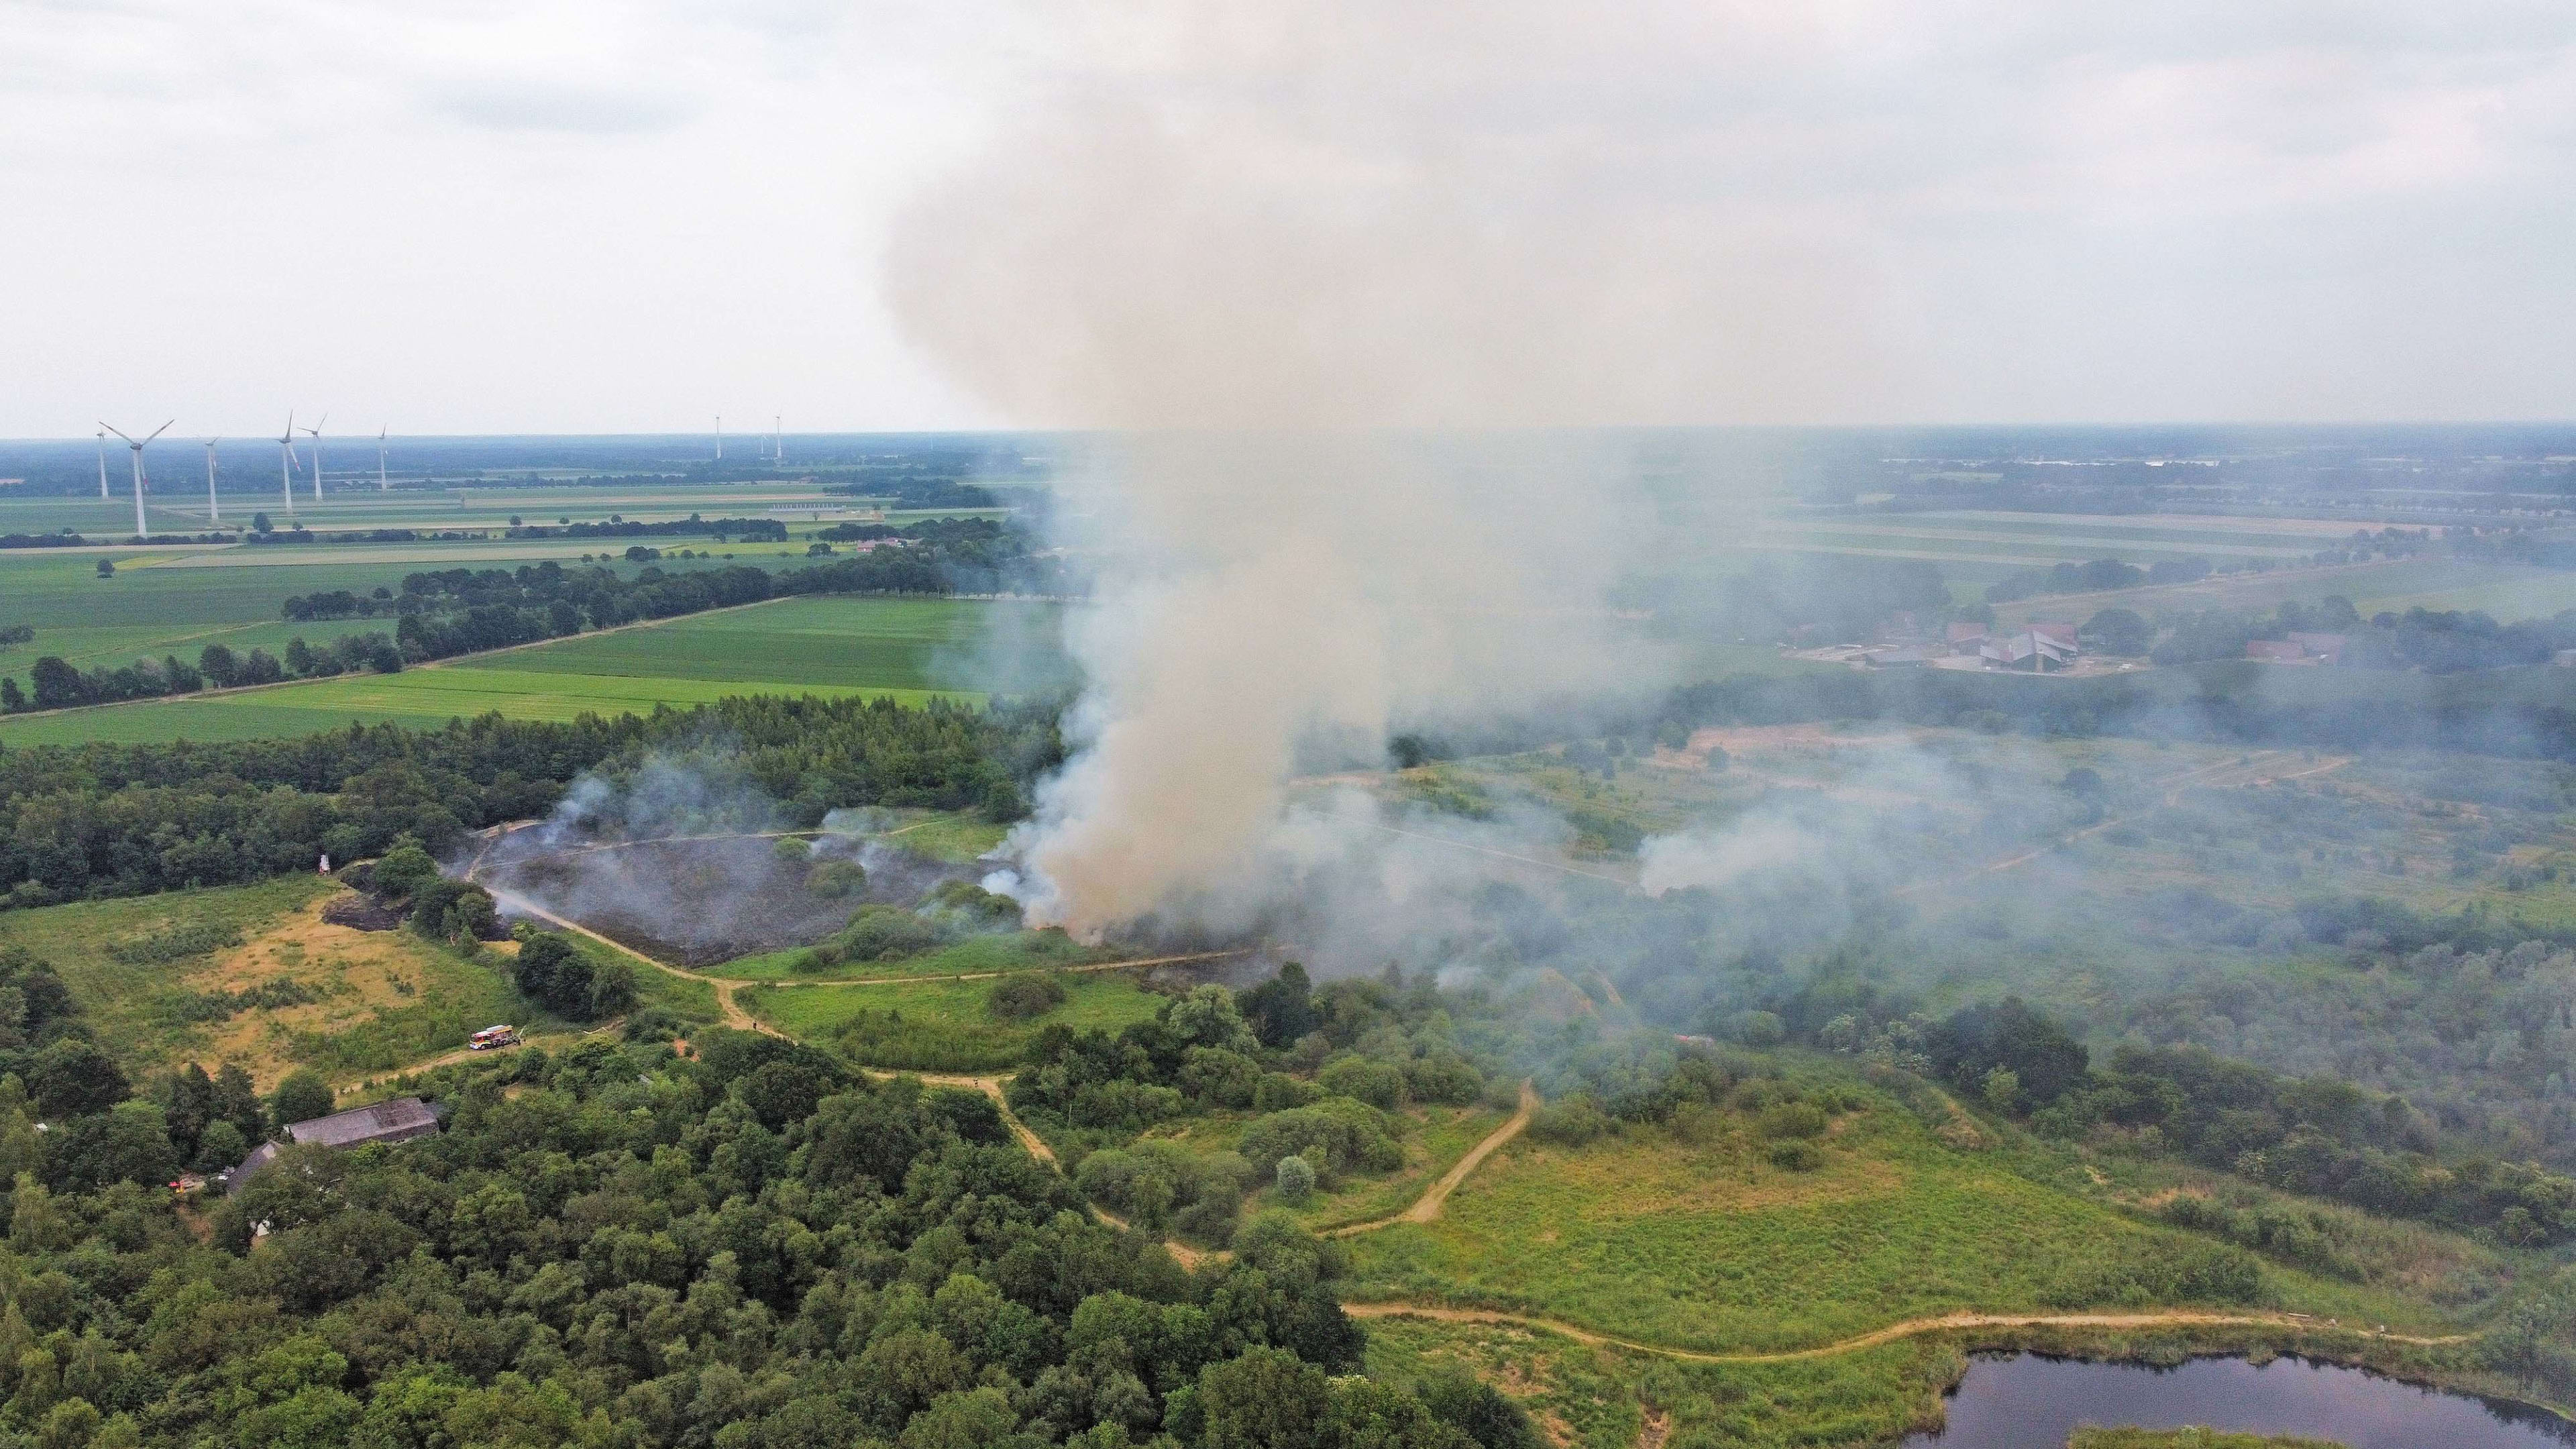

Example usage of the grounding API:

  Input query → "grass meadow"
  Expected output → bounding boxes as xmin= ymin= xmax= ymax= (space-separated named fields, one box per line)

xmin=0 ymin=874 xmax=531 ymax=1089
xmin=1361 ymin=1310 xmax=1967 ymax=1449
xmin=745 ymin=969 xmax=1167 ymax=1071
xmin=1340 ymin=1093 xmax=2446 ymax=1356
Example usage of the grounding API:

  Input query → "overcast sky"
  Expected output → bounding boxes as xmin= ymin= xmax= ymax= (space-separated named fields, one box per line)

xmin=4 ymin=1 xmax=2571 ymax=437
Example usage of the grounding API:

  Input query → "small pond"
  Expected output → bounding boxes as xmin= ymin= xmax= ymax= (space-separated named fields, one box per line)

xmin=1899 ymin=1352 xmax=2576 ymax=1448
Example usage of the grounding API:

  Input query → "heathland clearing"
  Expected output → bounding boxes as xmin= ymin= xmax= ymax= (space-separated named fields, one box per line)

xmin=1340 ymin=1097 xmax=2440 ymax=1356
xmin=0 ymin=874 xmax=533 ymax=1089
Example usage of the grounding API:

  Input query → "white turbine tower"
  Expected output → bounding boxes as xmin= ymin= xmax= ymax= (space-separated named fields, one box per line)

xmin=276 ymin=411 xmax=299 ymax=515
xmin=376 ymin=426 xmax=388 ymax=491
xmin=96 ymin=431 xmax=109 ymax=498
xmin=203 ymin=438 xmax=221 ymax=523
xmin=101 ymin=420 xmax=171 ymax=540
xmin=714 ymin=415 xmax=724 ymax=461
xmin=301 ymin=415 xmax=327 ymax=503
xmin=773 ymin=415 xmax=782 ymax=464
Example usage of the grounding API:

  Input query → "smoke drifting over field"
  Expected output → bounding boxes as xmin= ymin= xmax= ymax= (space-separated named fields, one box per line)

xmin=880 ymin=4 xmax=1849 ymax=945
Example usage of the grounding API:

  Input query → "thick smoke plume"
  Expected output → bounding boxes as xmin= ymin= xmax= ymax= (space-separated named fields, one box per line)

xmin=881 ymin=4 xmax=1870 ymax=942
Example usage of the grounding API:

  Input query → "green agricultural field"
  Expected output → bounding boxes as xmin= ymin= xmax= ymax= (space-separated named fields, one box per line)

xmin=1341 ymin=1092 xmax=2442 ymax=1356
xmin=476 ymin=594 xmax=1075 ymax=693
xmin=0 ymin=540 xmax=814 ymax=699
xmin=0 ymin=594 xmax=1064 ymax=746
xmin=745 ymin=969 xmax=1167 ymax=1071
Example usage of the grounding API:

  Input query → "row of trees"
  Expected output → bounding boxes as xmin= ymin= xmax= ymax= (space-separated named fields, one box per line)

xmin=0 ymin=694 xmax=1060 ymax=909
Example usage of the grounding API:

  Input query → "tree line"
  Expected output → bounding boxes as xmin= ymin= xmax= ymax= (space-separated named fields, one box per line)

xmin=0 ymin=694 xmax=1059 ymax=910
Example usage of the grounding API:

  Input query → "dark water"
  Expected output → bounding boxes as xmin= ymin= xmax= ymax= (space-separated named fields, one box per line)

xmin=1899 ymin=1353 xmax=2576 ymax=1449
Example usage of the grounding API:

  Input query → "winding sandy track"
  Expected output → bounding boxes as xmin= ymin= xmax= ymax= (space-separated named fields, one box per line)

xmin=1327 ymin=1081 xmax=1538 ymax=1238
xmin=1340 ymin=1303 xmax=2469 ymax=1364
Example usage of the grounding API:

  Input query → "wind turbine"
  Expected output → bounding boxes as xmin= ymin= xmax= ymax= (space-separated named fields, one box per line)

xmin=276 ymin=411 xmax=299 ymax=515
xmin=773 ymin=415 xmax=782 ymax=464
xmin=96 ymin=431 xmax=109 ymax=498
xmin=101 ymin=420 xmax=171 ymax=540
xmin=203 ymin=438 xmax=221 ymax=523
xmin=376 ymin=426 xmax=388 ymax=491
xmin=300 ymin=415 xmax=327 ymax=502
xmin=714 ymin=415 xmax=723 ymax=461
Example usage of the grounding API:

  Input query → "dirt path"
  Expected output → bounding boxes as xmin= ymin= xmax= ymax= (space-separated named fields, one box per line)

xmin=1328 ymin=1081 xmax=1538 ymax=1237
xmin=1340 ymin=1303 xmax=2469 ymax=1364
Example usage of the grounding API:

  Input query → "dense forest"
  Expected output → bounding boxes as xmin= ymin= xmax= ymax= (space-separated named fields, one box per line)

xmin=0 ymin=1020 xmax=1535 ymax=1449
xmin=0 ymin=695 xmax=1059 ymax=910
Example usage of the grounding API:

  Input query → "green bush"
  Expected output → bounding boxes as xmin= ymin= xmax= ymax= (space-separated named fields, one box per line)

xmin=1528 ymin=1096 xmax=1611 ymax=1147
xmin=985 ymin=973 xmax=1067 ymax=1021
xmin=804 ymin=859 xmax=867 ymax=899
xmin=1275 ymin=1155 xmax=1316 ymax=1203
xmin=1253 ymin=1073 xmax=1322 ymax=1113
xmin=1756 ymin=1102 xmax=1829 ymax=1140
xmin=1402 ymin=1053 xmax=1484 ymax=1106
xmin=1318 ymin=1056 xmax=1407 ymax=1110
xmin=833 ymin=906 xmax=941 ymax=961
xmin=1237 ymin=1098 xmax=1403 ymax=1179
xmin=1767 ymin=1140 xmax=1823 ymax=1171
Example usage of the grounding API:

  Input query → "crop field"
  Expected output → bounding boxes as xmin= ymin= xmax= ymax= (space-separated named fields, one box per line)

xmin=1340 ymin=1093 xmax=2438 ymax=1357
xmin=746 ymin=969 xmax=1168 ymax=1071
xmin=0 ymin=594 xmax=1066 ymax=746
xmin=0 ymin=540 xmax=818 ymax=697
xmin=484 ymin=594 xmax=1074 ymax=692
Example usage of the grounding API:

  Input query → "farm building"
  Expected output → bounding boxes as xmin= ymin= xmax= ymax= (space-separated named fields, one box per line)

xmin=1980 ymin=629 xmax=2078 ymax=671
xmin=2249 ymin=633 xmax=2347 ymax=665
xmin=223 ymin=1095 xmax=443 ymax=1193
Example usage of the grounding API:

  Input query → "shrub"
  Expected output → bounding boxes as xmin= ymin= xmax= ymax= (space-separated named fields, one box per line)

xmin=1275 ymin=1155 xmax=1316 ymax=1203
xmin=1528 ymin=1096 xmax=1611 ymax=1147
xmin=1756 ymin=1102 xmax=1829 ymax=1140
xmin=1402 ymin=1053 xmax=1484 ymax=1106
xmin=1179 ymin=1047 xmax=1263 ymax=1108
xmin=834 ymin=906 xmax=941 ymax=961
xmin=1318 ymin=1056 xmax=1407 ymax=1110
xmin=1237 ymin=1099 xmax=1403 ymax=1179
xmin=1253 ymin=1073 xmax=1322 ymax=1113
xmin=986 ymin=973 xmax=1067 ymax=1021
xmin=805 ymin=859 xmax=867 ymax=899
xmin=1767 ymin=1140 xmax=1823 ymax=1171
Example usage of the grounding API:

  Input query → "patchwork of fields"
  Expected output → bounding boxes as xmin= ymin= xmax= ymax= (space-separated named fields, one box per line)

xmin=0 ymin=594 xmax=1073 ymax=745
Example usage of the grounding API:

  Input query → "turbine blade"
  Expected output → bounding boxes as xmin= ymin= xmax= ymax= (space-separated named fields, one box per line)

xmin=146 ymin=420 xmax=172 ymax=442
xmin=101 ymin=422 xmax=133 ymax=444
